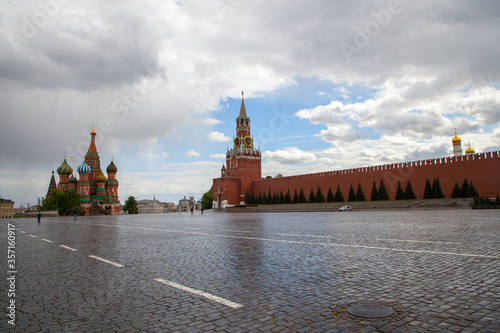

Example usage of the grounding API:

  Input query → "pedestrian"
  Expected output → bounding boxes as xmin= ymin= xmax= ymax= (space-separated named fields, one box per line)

xmin=190 ymin=206 xmax=194 ymax=215
xmin=74 ymin=211 xmax=78 ymax=220
xmin=37 ymin=211 xmax=41 ymax=223
xmin=201 ymin=207 xmax=204 ymax=215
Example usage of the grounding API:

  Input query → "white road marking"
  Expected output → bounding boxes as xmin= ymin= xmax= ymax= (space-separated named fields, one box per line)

xmin=221 ymin=230 xmax=252 ymax=233
xmin=376 ymin=238 xmax=461 ymax=245
xmin=20 ymin=231 xmax=26 ymax=234
xmin=42 ymin=239 xmax=53 ymax=243
xmin=154 ymin=278 xmax=243 ymax=309
xmin=29 ymin=234 xmax=37 ymax=238
xmin=88 ymin=255 xmax=124 ymax=268
xmin=59 ymin=245 xmax=77 ymax=252
xmin=277 ymin=233 xmax=329 ymax=238
xmin=48 ymin=220 xmax=500 ymax=259
xmin=184 ymin=227 xmax=202 ymax=230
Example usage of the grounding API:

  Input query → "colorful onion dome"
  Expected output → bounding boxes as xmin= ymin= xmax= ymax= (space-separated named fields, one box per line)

xmin=96 ymin=170 xmax=107 ymax=182
xmin=452 ymin=129 xmax=461 ymax=143
xmin=465 ymin=142 xmax=475 ymax=154
xmin=90 ymin=127 xmax=97 ymax=135
xmin=57 ymin=156 xmax=73 ymax=175
xmin=77 ymin=159 xmax=91 ymax=174
xmin=106 ymin=159 xmax=117 ymax=173
xmin=68 ymin=174 xmax=78 ymax=184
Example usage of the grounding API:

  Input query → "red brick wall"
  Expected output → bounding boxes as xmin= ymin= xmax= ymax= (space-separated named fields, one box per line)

xmin=253 ymin=152 xmax=500 ymax=200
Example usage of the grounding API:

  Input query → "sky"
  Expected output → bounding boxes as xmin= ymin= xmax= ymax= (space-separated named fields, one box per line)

xmin=1 ymin=0 xmax=499 ymax=207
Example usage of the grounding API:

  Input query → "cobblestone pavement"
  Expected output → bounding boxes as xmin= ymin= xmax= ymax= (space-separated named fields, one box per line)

xmin=1 ymin=210 xmax=499 ymax=332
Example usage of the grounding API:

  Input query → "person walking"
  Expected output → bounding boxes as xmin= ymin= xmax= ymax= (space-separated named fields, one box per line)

xmin=201 ymin=207 xmax=204 ymax=215
xmin=190 ymin=206 xmax=194 ymax=215
xmin=37 ymin=211 xmax=41 ymax=223
xmin=74 ymin=211 xmax=78 ymax=220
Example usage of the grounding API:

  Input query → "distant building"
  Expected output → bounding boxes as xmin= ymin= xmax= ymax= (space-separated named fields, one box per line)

xmin=164 ymin=202 xmax=177 ymax=212
xmin=178 ymin=196 xmax=199 ymax=212
xmin=0 ymin=198 xmax=15 ymax=218
xmin=137 ymin=197 xmax=166 ymax=214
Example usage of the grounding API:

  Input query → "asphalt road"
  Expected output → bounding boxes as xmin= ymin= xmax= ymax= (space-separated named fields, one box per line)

xmin=1 ymin=210 xmax=499 ymax=332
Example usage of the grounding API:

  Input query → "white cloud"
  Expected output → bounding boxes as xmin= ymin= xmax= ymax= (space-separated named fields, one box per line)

xmin=210 ymin=153 xmax=226 ymax=160
xmin=184 ymin=150 xmax=200 ymax=158
xmin=207 ymin=131 xmax=230 ymax=142
xmin=263 ymin=147 xmax=316 ymax=165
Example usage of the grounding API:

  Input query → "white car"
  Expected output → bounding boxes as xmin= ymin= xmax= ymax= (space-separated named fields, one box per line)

xmin=339 ymin=205 xmax=352 ymax=211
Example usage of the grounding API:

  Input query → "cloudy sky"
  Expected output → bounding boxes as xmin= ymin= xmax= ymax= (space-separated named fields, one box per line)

xmin=1 ymin=0 xmax=499 ymax=206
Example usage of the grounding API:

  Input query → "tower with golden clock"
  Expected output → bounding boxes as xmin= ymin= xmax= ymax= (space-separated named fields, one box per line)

xmin=213 ymin=92 xmax=262 ymax=208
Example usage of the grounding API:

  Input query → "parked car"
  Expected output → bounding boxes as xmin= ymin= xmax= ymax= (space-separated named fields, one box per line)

xmin=339 ymin=205 xmax=352 ymax=211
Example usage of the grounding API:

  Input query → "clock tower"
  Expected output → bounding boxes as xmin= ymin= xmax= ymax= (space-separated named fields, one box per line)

xmin=213 ymin=92 xmax=262 ymax=208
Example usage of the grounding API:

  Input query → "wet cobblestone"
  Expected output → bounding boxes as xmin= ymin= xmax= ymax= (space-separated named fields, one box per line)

xmin=1 ymin=210 xmax=499 ymax=332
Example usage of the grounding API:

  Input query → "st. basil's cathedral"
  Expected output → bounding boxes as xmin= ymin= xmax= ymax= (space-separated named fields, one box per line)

xmin=47 ymin=128 xmax=121 ymax=215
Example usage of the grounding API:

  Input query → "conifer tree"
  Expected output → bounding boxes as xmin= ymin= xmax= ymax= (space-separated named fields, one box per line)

xmin=466 ymin=181 xmax=478 ymax=198
xmin=284 ymin=189 xmax=292 ymax=204
xmin=370 ymin=181 xmax=378 ymax=201
xmin=395 ymin=181 xmax=405 ymax=200
xmin=348 ymin=184 xmax=356 ymax=201
xmin=308 ymin=189 xmax=316 ymax=203
xmin=273 ymin=192 xmax=279 ymax=204
xmin=334 ymin=184 xmax=344 ymax=202
xmin=316 ymin=186 xmax=325 ymax=203
xmin=423 ymin=178 xmax=433 ymax=199
xmin=293 ymin=189 xmax=298 ymax=203
xmin=298 ymin=188 xmax=307 ymax=203
xmin=245 ymin=192 xmax=251 ymax=204
xmin=451 ymin=181 xmax=462 ymax=198
xmin=326 ymin=187 xmax=334 ymax=202
xmin=461 ymin=178 xmax=469 ymax=197
xmin=261 ymin=191 xmax=267 ymax=204
xmin=433 ymin=178 xmax=445 ymax=198
xmin=267 ymin=189 xmax=272 ymax=204
xmin=404 ymin=181 xmax=416 ymax=199
xmin=279 ymin=191 xmax=284 ymax=204
xmin=356 ymin=182 xmax=366 ymax=201
xmin=378 ymin=179 xmax=389 ymax=200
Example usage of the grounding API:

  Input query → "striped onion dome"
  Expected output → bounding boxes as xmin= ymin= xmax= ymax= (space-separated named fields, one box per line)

xmin=96 ymin=170 xmax=107 ymax=182
xmin=57 ymin=156 xmax=73 ymax=175
xmin=106 ymin=159 xmax=117 ymax=173
xmin=77 ymin=159 xmax=91 ymax=174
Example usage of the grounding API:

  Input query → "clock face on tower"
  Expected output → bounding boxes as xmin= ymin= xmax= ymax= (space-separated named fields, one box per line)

xmin=244 ymin=136 xmax=252 ymax=147
xmin=234 ymin=137 xmax=241 ymax=147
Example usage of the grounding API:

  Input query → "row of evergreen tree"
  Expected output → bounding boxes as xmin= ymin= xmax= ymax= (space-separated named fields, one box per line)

xmin=246 ymin=177 xmax=478 ymax=205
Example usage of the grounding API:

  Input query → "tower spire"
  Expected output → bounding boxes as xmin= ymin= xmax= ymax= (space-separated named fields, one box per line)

xmin=238 ymin=91 xmax=247 ymax=119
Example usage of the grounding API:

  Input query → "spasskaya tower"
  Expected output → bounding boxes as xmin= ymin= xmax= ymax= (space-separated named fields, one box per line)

xmin=213 ymin=92 xmax=262 ymax=208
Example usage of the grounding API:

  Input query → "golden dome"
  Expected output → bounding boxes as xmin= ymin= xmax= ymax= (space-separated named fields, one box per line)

xmin=465 ymin=142 xmax=475 ymax=154
xmin=90 ymin=127 xmax=96 ymax=135
xmin=96 ymin=170 xmax=107 ymax=182
xmin=452 ymin=129 xmax=461 ymax=143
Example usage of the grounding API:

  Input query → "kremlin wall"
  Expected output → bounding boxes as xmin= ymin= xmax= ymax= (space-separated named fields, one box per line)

xmin=213 ymin=94 xmax=500 ymax=208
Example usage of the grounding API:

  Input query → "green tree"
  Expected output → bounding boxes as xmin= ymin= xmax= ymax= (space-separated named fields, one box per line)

xmin=433 ymin=177 xmax=445 ymax=198
xmin=326 ymin=187 xmax=334 ymax=202
xmin=267 ymin=189 xmax=272 ymax=204
xmin=404 ymin=181 xmax=416 ymax=199
xmin=279 ymin=191 xmax=284 ymax=204
xmin=308 ymin=189 xmax=316 ymax=203
xmin=293 ymin=190 xmax=298 ymax=203
xmin=245 ymin=192 xmax=251 ymax=204
xmin=334 ymin=184 xmax=344 ymax=202
xmin=316 ymin=186 xmax=325 ymax=203
xmin=355 ymin=182 xmax=366 ymax=201
xmin=124 ymin=195 xmax=138 ymax=214
xmin=451 ymin=181 xmax=462 ymax=198
xmin=273 ymin=192 xmax=279 ymax=204
xmin=466 ymin=181 xmax=478 ymax=198
xmin=395 ymin=181 xmax=405 ymax=200
xmin=348 ymin=184 xmax=356 ymax=202
xmin=265 ymin=175 xmax=273 ymax=179
xmin=201 ymin=188 xmax=213 ymax=209
xmin=378 ymin=179 xmax=389 ymax=200
xmin=42 ymin=189 xmax=81 ymax=215
xmin=298 ymin=188 xmax=307 ymax=203
xmin=256 ymin=192 xmax=262 ymax=205
xmin=423 ymin=178 xmax=433 ymax=199
xmin=284 ymin=189 xmax=292 ymax=204
xmin=370 ymin=181 xmax=378 ymax=201
xmin=262 ymin=191 xmax=267 ymax=204
xmin=461 ymin=178 xmax=469 ymax=197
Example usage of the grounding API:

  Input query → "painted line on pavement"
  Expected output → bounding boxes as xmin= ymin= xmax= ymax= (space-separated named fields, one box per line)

xmin=20 ymin=231 xmax=26 ymax=234
xmin=29 ymin=234 xmax=37 ymax=238
xmin=277 ymin=233 xmax=329 ymax=238
xmin=42 ymin=239 xmax=53 ymax=243
xmin=88 ymin=255 xmax=124 ymax=268
xmin=154 ymin=278 xmax=243 ymax=309
xmin=222 ymin=230 xmax=252 ymax=233
xmin=376 ymin=238 xmax=461 ymax=245
xmin=59 ymin=245 xmax=77 ymax=252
